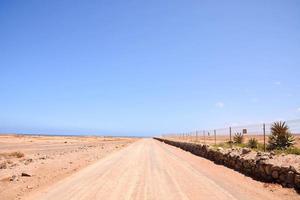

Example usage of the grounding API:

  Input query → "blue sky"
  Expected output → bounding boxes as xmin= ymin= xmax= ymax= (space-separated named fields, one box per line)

xmin=0 ymin=0 xmax=300 ymax=136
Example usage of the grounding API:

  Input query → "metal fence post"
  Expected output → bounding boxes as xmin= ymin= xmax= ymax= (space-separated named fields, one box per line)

xmin=203 ymin=130 xmax=206 ymax=145
xmin=229 ymin=127 xmax=232 ymax=147
xmin=263 ymin=123 xmax=266 ymax=152
xmin=214 ymin=129 xmax=216 ymax=145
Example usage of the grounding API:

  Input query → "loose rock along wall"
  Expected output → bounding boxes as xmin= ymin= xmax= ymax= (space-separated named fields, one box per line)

xmin=154 ymin=138 xmax=300 ymax=190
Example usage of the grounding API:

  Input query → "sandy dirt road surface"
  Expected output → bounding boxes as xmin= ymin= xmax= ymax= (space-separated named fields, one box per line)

xmin=27 ymin=139 xmax=299 ymax=200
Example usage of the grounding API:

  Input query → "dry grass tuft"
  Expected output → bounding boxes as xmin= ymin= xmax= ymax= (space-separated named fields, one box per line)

xmin=0 ymin=151 xmax=25 ymax=159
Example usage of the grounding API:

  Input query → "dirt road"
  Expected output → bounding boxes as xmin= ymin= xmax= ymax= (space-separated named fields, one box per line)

xmin=27 ymin=139 xmax=299 ymax=200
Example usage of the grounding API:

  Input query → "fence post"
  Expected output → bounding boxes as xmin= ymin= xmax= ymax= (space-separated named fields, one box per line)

xmin=229 ymin=127 xmax=232 ymax=147
xmin=196 ymin=131 xmax=198 ymax=142
xmin=263 ymin=123 xmax=266 ymax=152
xmin=214 ymin=129 xmax=216 ymax=145
xmin=203 ymin=130 xmax=206 ymax=145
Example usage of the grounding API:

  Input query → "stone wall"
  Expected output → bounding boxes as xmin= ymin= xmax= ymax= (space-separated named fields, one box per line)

xmin=154 ymin=137 xmax=300 ymax=190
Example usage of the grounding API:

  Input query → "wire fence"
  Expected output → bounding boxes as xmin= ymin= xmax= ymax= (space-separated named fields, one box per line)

xmin=161 ymin=119 xmax=300 ymax=151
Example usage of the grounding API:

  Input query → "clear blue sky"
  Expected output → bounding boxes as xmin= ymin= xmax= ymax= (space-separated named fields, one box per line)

xmin=0 ymin=0 xmax=300 ymax=136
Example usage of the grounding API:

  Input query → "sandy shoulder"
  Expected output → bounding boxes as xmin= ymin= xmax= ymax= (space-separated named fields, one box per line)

xmin=0 ymin=134 xmax=137 ymax=200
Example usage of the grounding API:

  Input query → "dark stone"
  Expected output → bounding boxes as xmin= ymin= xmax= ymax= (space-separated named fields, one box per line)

xmin=287 ymin=171 xmax=295 ymax=185
xmin=21 ymin=172 xmax=31 ymax=177
xmin=272 ymin=170 xmax=279 ymax=179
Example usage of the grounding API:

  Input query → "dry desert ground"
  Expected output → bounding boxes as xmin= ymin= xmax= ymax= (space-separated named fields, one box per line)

xmin=0 ymin=134 xmax=136 ymax=200
xmin=0 ymin=135 xmax=299 ymax=200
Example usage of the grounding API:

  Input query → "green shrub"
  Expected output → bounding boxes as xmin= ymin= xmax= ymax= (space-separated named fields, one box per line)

xmin=233 ymin=132 xmax=244 ymax=144
xmin=274 ymin=147 xmax=300 ymax=155
xmin=268 ymin=121 xmax=295 ymax=150
xmin=247 ymin=138 xmax=258 ymax=149
xmin=213 ymin=142 xmax=231 ymax=149
xmin=284 ymin=147 xmax=300 ymax=155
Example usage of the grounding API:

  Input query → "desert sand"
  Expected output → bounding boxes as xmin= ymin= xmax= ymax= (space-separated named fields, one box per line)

xmin=0 ymin=134 xmax=136 ymax=200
